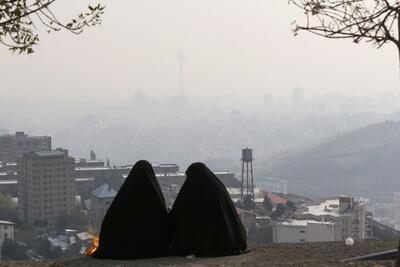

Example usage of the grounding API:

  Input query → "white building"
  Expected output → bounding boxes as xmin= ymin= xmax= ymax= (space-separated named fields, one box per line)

xmin=226 ymin=187 xmax=265 ymax=204
xmin=0 ymin=220 xmax=14 ymax=245
xmin=301 ymin=195 xmax=368 ymax=240
xmin=273 ymin=220 xmax=342 ymax=243
xmin=256 ymin=177 xmax=287 ymax=194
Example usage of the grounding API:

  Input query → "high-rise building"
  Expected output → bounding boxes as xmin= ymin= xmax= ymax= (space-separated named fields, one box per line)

xmin=17 ymin=149 xmax=75 ymax=226
xmin=264 ymin=93 xmax=275 ymax=107
xmin=0 ymin=132 xmax=51 ymax=163
xmin=292 ymin=87 xmax=304 ymax=105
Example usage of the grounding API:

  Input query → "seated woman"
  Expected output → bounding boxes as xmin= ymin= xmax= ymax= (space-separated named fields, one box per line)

xmin=169 ymin=162 xmax=247 ymax=257
xmin=92 ymin=160 xmax=170 ymax=259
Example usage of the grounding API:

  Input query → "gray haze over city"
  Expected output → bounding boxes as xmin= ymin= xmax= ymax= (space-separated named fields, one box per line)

xmin=3 ymin=0 xmax=400 ymax=261
xmin=1 ymin=0 xmax=399 ymax=194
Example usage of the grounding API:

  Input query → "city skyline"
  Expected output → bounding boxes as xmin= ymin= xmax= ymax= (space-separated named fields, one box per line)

xmin=0 ymin=0 xmax=397 ymax=108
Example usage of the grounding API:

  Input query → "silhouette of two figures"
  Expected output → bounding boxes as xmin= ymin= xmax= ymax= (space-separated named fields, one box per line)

xmin=91 ymin=160 xmax=247 ymax=260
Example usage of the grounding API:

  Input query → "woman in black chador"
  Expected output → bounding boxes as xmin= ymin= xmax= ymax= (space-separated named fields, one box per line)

xmin=169 ymin=162 xmax=247 ymax=257
xmin=92 ymin=160 xmax=170 ymax=259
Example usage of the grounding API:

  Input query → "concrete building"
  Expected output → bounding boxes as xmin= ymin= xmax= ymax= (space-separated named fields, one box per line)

xmin=0 ymin=162 xmax=17 ymax=173
xmin=366 ymin=211 xmax=373 ymax=239
xmin=152 ymin=163 xmax=179 ymax=175
xmin=256 ymin=177 xmax=288 ymax=194
xmin=0 ymin=132 xmax=51 ymax=163
xmin=227 ymin=187 xmax=265 ymax=206
xmin=17 ymin=149 xmax=76 ymax=226
xmin=75 ymin=162 xmax=179 ymax=182
xmin=0 ymin=220 xmax=14 ymax=245
xmin=236 ymin=208 xmax=258 ymax=232
xmin=301 ymin=195 xmax=368 ymax=240
xmin=121 ymin=171 xmax=238 ymax=188
xmin=370 ymin=202 xmax=400 ymax=231
xmin=90 ymin=183 xmax=117 ymax=229
xmin=75 ymin=159 xmax=105 ymax=168
xmin=0 ymin=180 xmax=17 ymax=197
xmin=273 ymin=220 xmax=342 ymax=243
xmin=394 ymin=192 xmax=400 ymax=204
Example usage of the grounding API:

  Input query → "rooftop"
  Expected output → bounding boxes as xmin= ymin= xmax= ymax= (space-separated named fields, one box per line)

xmin=35 ymin=150 xmax=67 ymax=158
xmin=0 ymin=180 xmax=17 ymax=185
xmin=226 ymin=187 xmax=262 ymax=196
xmin=151 ymin=163 xmax=179 ymax=168
xmin=76 ymin=166 xmax=111 ymax=171
xmin=304 ymin=199 xmax=341 ymax=217
xmin=267 ymin=192 xmax=288 ymax=204
xmin=277 ymin=219 xmax=336 ymax=227
xmin=75 ymin=166 xmax=131 ymax=171
xmin=231 ymin=197 xmax=265 ymax=203
xmin=92 ymin=183 xmax=117 ymax=199
xmin=122 ymin=171 xmax=234 ymax=179
xmin=236 ymin=208 xmax=258 ymax=215
xmin=0 ymin=220 xmax=15 ymax=225
xmin=75 ymin=177 xmax=95 ymax=182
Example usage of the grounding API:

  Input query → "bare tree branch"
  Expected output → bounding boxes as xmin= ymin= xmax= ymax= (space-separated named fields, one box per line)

xmin=0 ymin=0 xmax=105 ymax=54
xmin=290 ymin=0 xmax=400 ymax=71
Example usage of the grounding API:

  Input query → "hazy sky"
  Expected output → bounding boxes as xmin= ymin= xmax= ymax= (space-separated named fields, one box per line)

xmin=1 ymin=0 xmax=398 ymax=106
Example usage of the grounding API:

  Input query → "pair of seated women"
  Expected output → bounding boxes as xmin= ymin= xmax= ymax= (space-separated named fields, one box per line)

xmin=91 ymin=160 xmax=247 ymax=260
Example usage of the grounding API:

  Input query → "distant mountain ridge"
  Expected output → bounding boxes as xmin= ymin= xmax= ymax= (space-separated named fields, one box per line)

xmin=265 ymin=121 xmax=400 ymax=201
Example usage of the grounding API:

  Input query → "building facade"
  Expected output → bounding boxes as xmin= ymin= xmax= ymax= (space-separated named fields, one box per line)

xmin=0 ymin=132 xmax=51 ymax=163
xmin=17 ymin=149 xmax=76 ymax=226
xmin=90 ymin=183 xmax=116 ymax=229
xmin=236 ymin=208 xmax=258 ymax=232
xmin=0 ymin=220 xmax=14 ymax=245
xmin=256 ymin=177 xmax=288 ymax=194
xmin=301 ymin=195 xmax=368 ymax=240
xmin=273 ymin=220 xmax=342 ymax=243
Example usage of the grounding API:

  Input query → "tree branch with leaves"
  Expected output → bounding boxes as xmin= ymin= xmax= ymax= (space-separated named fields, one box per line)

xmin=290 ymin=0 xmax=400 ymax=69
xmin=0 ymin=0 xmax=105 ymax=54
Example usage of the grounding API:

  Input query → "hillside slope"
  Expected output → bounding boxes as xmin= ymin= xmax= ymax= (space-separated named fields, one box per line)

xmin=265 ymin=121 xmax=400 ymax=200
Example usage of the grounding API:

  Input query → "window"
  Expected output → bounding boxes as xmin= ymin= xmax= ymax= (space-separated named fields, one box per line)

xmin=300 ymin=239 xmax=306 ymax=243
xmin=300 ymin=230 xmax=306 ymax=233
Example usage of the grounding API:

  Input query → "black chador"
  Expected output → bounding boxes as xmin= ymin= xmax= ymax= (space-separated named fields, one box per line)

xmin=169 ymin=162 xmax=247 ymax=256
xmin=92 ymin=160 xmax=170 ymax=259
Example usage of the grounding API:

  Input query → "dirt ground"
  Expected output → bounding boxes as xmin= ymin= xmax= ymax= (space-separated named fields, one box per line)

xmin=0 ymin=240 xmax=398 ymax=267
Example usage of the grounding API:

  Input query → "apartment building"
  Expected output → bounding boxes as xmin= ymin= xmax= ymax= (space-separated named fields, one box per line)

xmin=18 ymin=149 xmax=75 ymax=226
xmin=0 ymin=132 xmax=51 ymax=163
